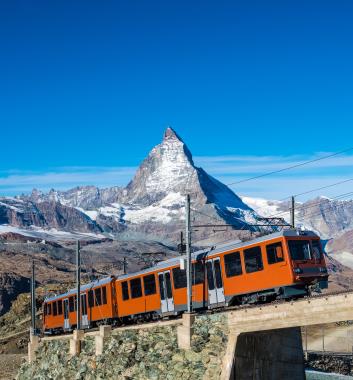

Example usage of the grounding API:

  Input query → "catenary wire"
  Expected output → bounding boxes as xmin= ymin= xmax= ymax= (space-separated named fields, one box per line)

xmin=226 ymin=147 xmax=353 ymax=187
xmin=263 ymin=191 xmax=353 ymax=220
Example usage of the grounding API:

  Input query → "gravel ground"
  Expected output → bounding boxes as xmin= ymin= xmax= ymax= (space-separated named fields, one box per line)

xmin=0 ymin=354 xmax=25 ymax=380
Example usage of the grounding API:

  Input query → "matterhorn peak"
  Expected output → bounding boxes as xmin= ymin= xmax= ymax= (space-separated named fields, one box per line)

xmin=163 ymin=126 xmax=183 ymax=142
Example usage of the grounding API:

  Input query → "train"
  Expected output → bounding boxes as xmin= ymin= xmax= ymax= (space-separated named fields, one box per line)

xmin=43 ymin=229 xmax=328 ymax=334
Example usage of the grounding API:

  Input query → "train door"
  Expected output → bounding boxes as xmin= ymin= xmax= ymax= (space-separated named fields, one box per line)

xmin=158 ymin=271 xmax=175 ymax=314
xmin=63 ymin=298 xmax=70 ymax=330
xmin=81 ymin=293 xmax=89 ymax=328
xmin=206 ymin=258 xmax=225 ymax=306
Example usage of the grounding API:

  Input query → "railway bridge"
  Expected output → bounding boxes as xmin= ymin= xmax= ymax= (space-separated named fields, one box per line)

xmin=28 ymin=290 xmax=353 ymax=379
xmin=220 ymin=290 xmax=353 ymax=379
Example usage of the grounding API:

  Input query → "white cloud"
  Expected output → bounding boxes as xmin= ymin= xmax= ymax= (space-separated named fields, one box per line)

xmin=0 ymin=167 xmax=136 ymax=195
xmin=194 ymin=152 xmax=353 ymax=200
xmin=0 ymin=152 xmax=352 ymax=201
xmin=194 ymin=153 xmax=353 ymax=175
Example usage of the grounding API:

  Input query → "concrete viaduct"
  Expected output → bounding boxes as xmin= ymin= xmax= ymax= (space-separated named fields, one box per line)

xmin=221 ymin=291 xmax=353 ymax=379
xmin=28 ymin=291 xmax=353 ymax=379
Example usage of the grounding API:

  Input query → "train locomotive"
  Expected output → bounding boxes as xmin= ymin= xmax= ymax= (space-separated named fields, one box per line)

xmin=43 ymin=229 xmax=328 ymax=334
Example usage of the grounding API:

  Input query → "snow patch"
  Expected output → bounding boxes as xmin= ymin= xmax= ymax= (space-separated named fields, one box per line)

xmin=0 ymin=224 xmax=106 ymax=241
xmin=241 ymin=196 xmax=285 ymax=218
xmin=330 ymin=251 xmax=353 ymax=270
xmin=124 ymin=192 xmax=184 ymax=224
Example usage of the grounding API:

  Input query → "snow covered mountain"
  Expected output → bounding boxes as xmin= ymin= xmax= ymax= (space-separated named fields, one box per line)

xmin=242 ymin=196 xmax=353 ymax=239
xmin=2 ymin=127 xmax=352 ymax=259
xmin=0 ymin=128 xmax=260 ymax=240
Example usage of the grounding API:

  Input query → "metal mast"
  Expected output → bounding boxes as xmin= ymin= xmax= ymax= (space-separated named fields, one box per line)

xmin=76 ymin=240 xmax=81 ymax=330
xmin=31 ymin=258 xmax=36 ymax=335
xmin=290 ymin=196 xmax=295 ymax=229
xmin=185 ymin=194 xmax=192 ymax=313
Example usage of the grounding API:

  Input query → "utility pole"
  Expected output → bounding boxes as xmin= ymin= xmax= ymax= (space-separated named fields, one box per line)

xmin=290 ymin=196 xmax=295 ymax=229
xmin=31 ymin=258 xmax=36 ymax=335
xmin=123 ymin=257 xmax=127 ymax=275
xmin=185 ymin=194 xmax=192 ymax=313
xmin=178 ymin=231 xmax=186 ymax=255
xmin=76 ymin=240 xmax=81 ymax=330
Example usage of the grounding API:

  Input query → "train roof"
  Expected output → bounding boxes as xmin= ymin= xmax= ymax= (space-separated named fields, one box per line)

xmin=44 ymin=276 xmax=114 ymax=303
xmin=116 ymin=229 xmax=319 ymax=280
xmin=44 ymin=229 xmax=319 ymax=303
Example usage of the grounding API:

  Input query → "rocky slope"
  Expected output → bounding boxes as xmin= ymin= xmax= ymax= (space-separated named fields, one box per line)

xmin=0 ymin=273 xmax=29 ymax=316
xmin=17 ymin=314 xmax=228 ymax=380
xmin=0 ymin=198 xmax=101 ymax=233
xmin=0 ymin=235 xmax=178 ymax=317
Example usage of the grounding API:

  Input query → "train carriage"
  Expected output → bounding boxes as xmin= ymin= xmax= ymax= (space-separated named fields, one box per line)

xmin=43 ymin=229 xmax=328 ymax=333
xmin=43 ymin=276 xmax=116 ymax=333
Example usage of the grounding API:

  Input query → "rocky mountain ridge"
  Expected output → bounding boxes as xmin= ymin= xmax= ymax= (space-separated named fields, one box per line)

xmin=0 ymin=128 xmax=260 ymax=240
xmin=0 ymin=127 xmax=352 ymax=265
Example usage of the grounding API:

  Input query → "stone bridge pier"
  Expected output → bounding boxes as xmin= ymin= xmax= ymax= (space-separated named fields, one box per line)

xmin=220 ymin=292 xmax=353 ymax=380
xmin=223 ymin=328 xmax=305 ymax=380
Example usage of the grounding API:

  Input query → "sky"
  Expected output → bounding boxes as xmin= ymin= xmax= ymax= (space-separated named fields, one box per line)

xmin=1 ymin=1 xmax=353 ymax=200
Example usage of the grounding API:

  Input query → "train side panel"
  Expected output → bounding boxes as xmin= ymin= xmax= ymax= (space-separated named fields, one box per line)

xmin=221 ymin=236 xmax=294 ymax=301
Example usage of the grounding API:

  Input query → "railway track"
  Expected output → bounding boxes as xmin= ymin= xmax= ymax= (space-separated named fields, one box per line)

xmin=39 ymin=288 xmax=353 ymax=339
xmin=204 ymin=288 xmax=353 ymax=316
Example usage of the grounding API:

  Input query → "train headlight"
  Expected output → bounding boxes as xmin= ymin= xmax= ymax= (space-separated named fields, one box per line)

xmin=319 ymin=267 xmax=327 ymax=273
xmin=293 ymin=268 xmax=302 ymax=274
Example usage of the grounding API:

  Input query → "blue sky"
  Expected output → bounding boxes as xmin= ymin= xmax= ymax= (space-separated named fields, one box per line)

xmin=1 ymin=1 xmax=353 ymax=199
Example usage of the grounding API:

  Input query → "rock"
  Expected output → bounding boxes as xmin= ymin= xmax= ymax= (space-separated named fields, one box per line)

xmin=185 ymin=350 xmax=202 ymax=362
xmin=0 ymin=272 xmax=30 ymax=316
xmin=16 ymin=314 xmax=229 ymax=380
xmin=172 ymin=352 xmax=185 ymax=362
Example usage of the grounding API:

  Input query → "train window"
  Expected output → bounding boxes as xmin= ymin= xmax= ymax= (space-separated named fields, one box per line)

xmin=57 ymin=300 xmax=63 ymax=315
xmin=158 ymin=274 xmax=166 ymax=300
xmin=53 ymin=301 xmax=58 ymax=316
xmin=143 ymin=274 xmax=156 ymax=296
xmin=192 ymin=261 xmax=205 ymax=285
xmin=102 ymin=286 xmax=107 ymax=304
xmin=130 ymin=278 xmax=143 ymax=298
xmin=172 ymin=267 xmax=187 ymax=289
xmin=88 ymin=290 xmax=94 ymax=307
xmin=48 ymin=303 xmax=52 ymax=315
xmin=44 ymin=304 xmax=47 ymax=316
xmin=122 ymin=281 xmax=129 ymax=300
xmin=165 ymin=272 xmax=173 ymax=298
xmin=69 ymin=296 xmax=75 ymax=312
xmin=95 ymin=288 xmax=102 ymax=306
xmin=244 ymin=246 xmax=263 ymax=273
xmin=224 ymin=251 xmax=242 ymax=277
xmin=81 ymin=294 xmax=87 ymax=315
xmin=266 ymin=242 xmax=284 ymax=264
xmin=288 ymin=240 xmax=311 ymax=260
xmin=311 ymin=240 xmax=322 ymax=260
xmin=214 ymin=260 xmax=223 ymax=289
xmin=206 ymin=262 xmax=215 ymax=290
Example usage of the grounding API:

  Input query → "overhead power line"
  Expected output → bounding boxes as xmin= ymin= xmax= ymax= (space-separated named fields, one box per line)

xmin=227 ymin=147 xmax=353 ymax=187
xmin=295 ymin=195 xmax=353 ymax=223
xmin=279 ymin=177 xmax=353 ymax=201
xmin=264 ymin=191 xmax=353 ymax=220
xmin=190 ymin=190 xmax=353 ymax=233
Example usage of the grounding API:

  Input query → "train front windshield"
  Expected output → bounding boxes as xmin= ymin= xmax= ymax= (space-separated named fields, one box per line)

xmin=288 ymin=240 xmax=312 ymax=260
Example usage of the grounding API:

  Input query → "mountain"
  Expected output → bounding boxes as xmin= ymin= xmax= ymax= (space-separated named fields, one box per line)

xmin=0 ymin=128 xmax=260 ymax=241
xmin=0 ymin=197 xmax=101 ymax=233
xmin=243 ymin=195 xmax=353 ymax=269
xmin=2 ymin=127 xmax=352 ymax=262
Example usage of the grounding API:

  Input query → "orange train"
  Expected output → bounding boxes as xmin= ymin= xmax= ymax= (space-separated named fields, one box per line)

xmin=43 ymin=229 xmax=328 ymax=334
